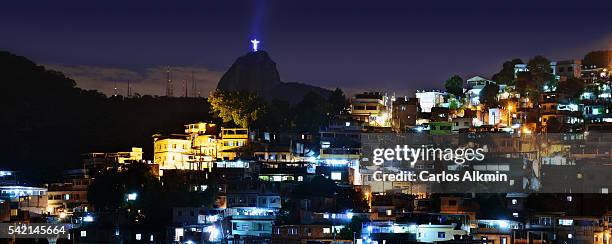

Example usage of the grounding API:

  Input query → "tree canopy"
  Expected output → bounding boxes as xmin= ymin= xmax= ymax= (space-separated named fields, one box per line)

xmin=479 ymin=83 xmax=500 ymax=107
xmin=557 ymin=77 xmax=585 ymax=99
xmin=444 ymin=75 xmax=464 ymax=97
xmin=208 ymin=89 xmax=266 ymax=128
xmin=492 ymin=58 xmax=523 ymax=85
xmin=88 ymin=164 xmax=217 ymax=228
xmin=527 ymin=55 xmax=554 ymax=89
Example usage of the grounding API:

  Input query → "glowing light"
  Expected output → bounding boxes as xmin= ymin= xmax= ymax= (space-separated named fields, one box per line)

xmin=59 ymin=212 xmax=67 ymax=219
xmin=250 ymin=39 xmax=260 ymax=51
xmin=522 ymin=127 xmax=532 ymax=134
xmin=346 ymin=212 xmax=354 ymax=219
xmin=127 ymin=193 xmax=138 ymax=201
xmin=204 ymin=225 xmax=220 ymax=242
xmin=83 ymin=216 xmax=94 ymax=222
xmin=498 ymin=221 xmax=509 ymax=228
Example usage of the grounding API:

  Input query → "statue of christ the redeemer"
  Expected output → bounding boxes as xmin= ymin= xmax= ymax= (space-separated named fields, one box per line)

xmin=250 ymin=39 xmax=260 ymax=52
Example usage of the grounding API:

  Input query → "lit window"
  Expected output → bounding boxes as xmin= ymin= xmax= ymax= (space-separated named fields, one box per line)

xmin=323 ymin=228 xmax=331 ymax=234
xmin=135 ymin=233 xmax=141 ymax=240
xmin=559 ymin=219 xmax=573 ymax=226
xmin=80 ymin=231 xmax=87 ymax=237
xmin=566 ymin=196 xmax=572 ymax=202
xmin=513 ymin=212 xmax=519 ymax=218
xmin=331 ymin=172 xmax=342 ymax=180
xmin=511 ymin=199 xmax=517 ymax=205
xmin=568 ymin=234 xmax=573 ymax=239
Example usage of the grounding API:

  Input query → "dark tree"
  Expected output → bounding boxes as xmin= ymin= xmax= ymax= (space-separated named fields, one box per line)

xmin=444 ymin=75 xmax=464 ymax=97
xmin=479 ymin=83 xmax=500 ymax=107
xmin=259 ymin=98 xmax=292 ymax=132
xmin=545 ymin=117 xmax=564 ymax=133
xmin=557 ymin=77 xmax=585 ymax=99
xmin=328 ymin=88 xmax=347 ymax=115
xmin=492 ymin=58 xmax=523 ymax=85
xmin=338 ymin=215 xmax=369 ymax=240
xmin=293 ymin=92 xmax=328 ymax=133
xmin=527 ymin=55 xmax=554 ymax=90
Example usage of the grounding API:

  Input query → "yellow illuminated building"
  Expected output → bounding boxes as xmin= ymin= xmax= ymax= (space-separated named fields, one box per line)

xmin=218 ymin=128 xmax=249 ymax=160
xmin=153 ymin=123 xmax=249 ymax=170
xmin=153 ymin=136 xmax=191 ymax=170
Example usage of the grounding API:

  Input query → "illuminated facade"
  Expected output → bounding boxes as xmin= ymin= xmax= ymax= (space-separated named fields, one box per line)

xmin=83 ymin=147 xmax=143 ymax=170
xmin=153 ymin=135 xmax=192 ymax=170
xmin=416 ymin=90 xmax=446 ymax=113
xmin=153 ymin=123 xmax=249 ymax=170
xmin=350 ymin=92 xmax=391 ymax=127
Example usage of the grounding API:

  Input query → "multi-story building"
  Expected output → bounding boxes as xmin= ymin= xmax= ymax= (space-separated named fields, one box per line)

xmin=416 ymin=90 xmax=446 ymax=113
xmin=392 ymin=96 xmax=419 ymax=132
xmin=83 ymin=147 xmax=144 ymax=172
xmin=153 ymin=122 xmax=250 ymax=171
xmin=0 ymin=186 xmax=48 ymax=219
xmin=153 ymin=134 xmax=192 ymax=170
xmin=349 ymin=92 xmax=390 ymax=127
xmin=556 ymin=59 xmax=582 ymax=79
xmin=465 ymin=76 xmax=495 ymax=106
xmin=46 ymin=177 xmax=92 ymax=216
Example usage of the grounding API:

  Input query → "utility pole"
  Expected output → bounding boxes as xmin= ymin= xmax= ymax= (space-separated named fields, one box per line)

xmin=166 ymin=67 xmax=174 ymax=97
xmin=191 ymin=70 xmax=196 ymax=97
xmin=127 ymin=80 xmax=131 ymax=97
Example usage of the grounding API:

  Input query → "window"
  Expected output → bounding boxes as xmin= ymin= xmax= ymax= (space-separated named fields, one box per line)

xmin=331 ymin=172 xmax=342 ymax=180
xmin=512 ymin=199 xmax=517 ymax=205
xmin=135 ymin=234 xmax=142 ymax=241
xmin=566 ymin=196 xmax=572 ymax=202
xmin=323 ymin=228 xmax=331 ymax=234
xmin=80 ymin=231 xmax=87 ymax=237
xmin=559 ymin=219 xmax=573 ymax=226
xmin=438 ymin=232 xmax=445 ymax=238
xmin=513 ymin=212 xmax=519 ymax=218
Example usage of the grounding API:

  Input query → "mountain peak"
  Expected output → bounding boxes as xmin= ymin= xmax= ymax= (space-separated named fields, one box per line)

xmin=216 ymin=50 xmax=281 ymax=94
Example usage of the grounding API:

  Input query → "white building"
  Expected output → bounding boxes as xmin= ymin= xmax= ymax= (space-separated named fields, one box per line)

xmin=416 ymin=90 xmax=446 ymax=113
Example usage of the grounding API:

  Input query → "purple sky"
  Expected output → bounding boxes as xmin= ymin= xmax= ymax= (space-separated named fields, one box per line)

xmin=2 ymin=0 xmax=612 ymax=96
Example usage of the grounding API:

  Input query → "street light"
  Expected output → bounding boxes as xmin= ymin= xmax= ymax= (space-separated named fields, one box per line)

xmin=507 ymin=104 xmax=514 ymax=127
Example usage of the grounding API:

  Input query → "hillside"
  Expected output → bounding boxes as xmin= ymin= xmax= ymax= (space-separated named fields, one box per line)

xmin=0 ymin=51 xmax=213 ymax=181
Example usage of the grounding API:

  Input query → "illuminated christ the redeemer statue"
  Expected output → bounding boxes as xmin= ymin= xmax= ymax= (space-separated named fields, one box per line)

xmin=251 ymin=39 xmax=260 ymax=52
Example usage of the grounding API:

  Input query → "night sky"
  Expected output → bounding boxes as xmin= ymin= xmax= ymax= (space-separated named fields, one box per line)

xmin=2 ymin=0 xmax=612 ymax=96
